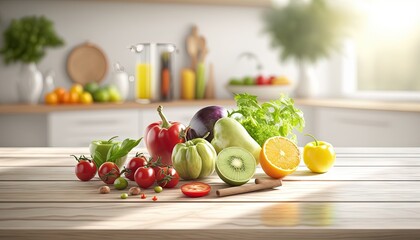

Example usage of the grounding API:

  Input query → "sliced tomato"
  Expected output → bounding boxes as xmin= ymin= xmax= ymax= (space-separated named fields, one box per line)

xmin=181 ymin=182 xmax=211 ymax=198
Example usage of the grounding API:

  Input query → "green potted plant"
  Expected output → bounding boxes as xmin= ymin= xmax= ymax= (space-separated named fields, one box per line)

xmin=264 ymin=0 xmax=353 ymax=97
xmin=0 ymin=15 xmax=64 ymax=104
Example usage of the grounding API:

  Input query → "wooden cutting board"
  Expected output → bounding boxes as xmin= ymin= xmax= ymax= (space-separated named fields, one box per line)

xmin=66 ymin=42 xmax=108 ymax=85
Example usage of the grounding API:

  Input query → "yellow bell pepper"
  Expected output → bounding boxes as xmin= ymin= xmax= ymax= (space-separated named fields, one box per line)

xmin=303 ymin=134 xmax=336 ymax=173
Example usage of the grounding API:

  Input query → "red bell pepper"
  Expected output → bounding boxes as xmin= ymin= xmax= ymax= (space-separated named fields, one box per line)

xmin=145 ymin=105 xmax=185 ymax=166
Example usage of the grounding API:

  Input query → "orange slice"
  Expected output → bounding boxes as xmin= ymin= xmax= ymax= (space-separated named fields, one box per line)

xmin=260 ymin=136 xmax=301 ymax=178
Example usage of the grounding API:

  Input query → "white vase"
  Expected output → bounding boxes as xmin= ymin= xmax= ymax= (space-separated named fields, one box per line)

xmin=295 ymin=62 xmax=319 ymax=98
xmin=18 ymin=63 xmax=43 ymax=104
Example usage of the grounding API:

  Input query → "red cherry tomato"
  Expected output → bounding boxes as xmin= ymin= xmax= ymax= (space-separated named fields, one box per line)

xmin=134 ymin=167 xmax=156 ymax=189
xmin=148 ymin=156 xmax=166 ymax=176
xmin=181 ymin=182 xmax=211 ymax=198
xmin=156 ymin=166 xmax=180 ymax=188
xmin=153 ymin=166 xmax=163 ymax=176
xmin=73 ymin=155 xmax=97 ymax=181
xmin=98 ymin=162 xmax=120 ymax=184
xmin=124 ymin=153 xmax=148 ymax=181
xmin=256 ymin=75 xmax=270 ymax=85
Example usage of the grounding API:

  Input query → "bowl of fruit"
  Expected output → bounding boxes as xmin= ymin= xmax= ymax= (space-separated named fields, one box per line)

xmin=226 ymin=75 xmax=295 ymax=100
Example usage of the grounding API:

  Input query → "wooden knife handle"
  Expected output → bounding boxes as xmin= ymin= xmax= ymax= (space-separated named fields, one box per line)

xmin=216 ymin=178 xmax=282 ymax=197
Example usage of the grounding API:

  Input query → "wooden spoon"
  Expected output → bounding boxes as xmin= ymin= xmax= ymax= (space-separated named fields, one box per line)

xmin=186 ymin=25 xmax=199 ymax=70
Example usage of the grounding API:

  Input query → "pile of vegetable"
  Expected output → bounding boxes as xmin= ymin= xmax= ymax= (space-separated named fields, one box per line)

xmin=71 ymin=93 xmax=327 ymax=200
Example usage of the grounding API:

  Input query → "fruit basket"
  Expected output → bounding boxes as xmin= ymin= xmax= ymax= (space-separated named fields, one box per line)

xmin=226 ymin=84 xmax=295 ymax=100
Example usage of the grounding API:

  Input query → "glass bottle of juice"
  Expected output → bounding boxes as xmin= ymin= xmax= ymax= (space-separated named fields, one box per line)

xmin=136 ymin=63 xmax=151 ymax=99
xmin=158 ymin=44 xmax=176 ymax=101
xmin=131 ymin=43 xmax=155 ymax=103
xmin=130 ymin=43 xmax=176 ymax=102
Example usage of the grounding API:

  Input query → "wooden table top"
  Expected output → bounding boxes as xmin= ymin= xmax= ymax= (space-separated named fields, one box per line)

xmin=0 ymin=147 xmax=420 ymax=239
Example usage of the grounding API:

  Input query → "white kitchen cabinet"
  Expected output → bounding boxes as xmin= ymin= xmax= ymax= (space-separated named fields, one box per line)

xmin=49 ymin=110 xmax=140 ymax=147
xmin=0 ymin=114 xmax=48 ymax=147
xmin=313 ymin=107 xmax=420 ymax=147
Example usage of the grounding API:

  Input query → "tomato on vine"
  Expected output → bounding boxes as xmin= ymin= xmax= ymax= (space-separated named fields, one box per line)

xmin=73 ymin=155 xmax=97 ymax=181
xmin=134 ymin=166 xmax=155 ymax=189
xmin=124 ymin=152 xmax=148 ymax=181
xmin=98 ymin=162 xmax=120 ymax=184
xmin=156 ymin=166 xmax=180 ymax=188
xmin=148 ymin=156 xmax=166 ymax=176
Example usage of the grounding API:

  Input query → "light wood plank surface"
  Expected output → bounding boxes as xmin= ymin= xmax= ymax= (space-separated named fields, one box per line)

xmin=1 ymin=202 xmax=420 ymax=229
xmin=0 ymin=180 xmax=418 ymax=202
xmin=0 ymin=147 xmax=419 ymax=240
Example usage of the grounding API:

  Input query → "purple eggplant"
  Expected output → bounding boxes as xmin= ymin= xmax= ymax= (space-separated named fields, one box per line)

xmin=186 ymin=106 xmax=228 ymax=142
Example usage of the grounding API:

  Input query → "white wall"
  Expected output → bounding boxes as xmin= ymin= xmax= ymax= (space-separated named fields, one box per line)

xmin=0 ymin=0 xmax=298 ymax=103
xmin=0 ymin=0 xmax=343 ymax=103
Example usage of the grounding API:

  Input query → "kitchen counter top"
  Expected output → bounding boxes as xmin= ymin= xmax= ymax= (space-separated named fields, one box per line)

xmin=1 ymin=147 xmax=420 ymax=239
xmin=0 ymin=99 xmax=236 ymax=114
xmin=1 ymin=98 xmax=420 ymax=114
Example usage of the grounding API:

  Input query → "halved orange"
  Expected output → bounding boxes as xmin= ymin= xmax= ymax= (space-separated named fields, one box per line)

xmin=260 ymin=136 xmax=301 ymax=178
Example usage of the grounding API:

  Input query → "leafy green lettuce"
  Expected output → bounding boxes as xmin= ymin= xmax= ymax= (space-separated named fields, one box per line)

xmin=228 ymin=93 xmax=305 ymax=146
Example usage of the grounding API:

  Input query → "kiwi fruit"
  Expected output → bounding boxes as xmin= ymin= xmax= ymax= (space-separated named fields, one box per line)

xmin=215 ymin=147 xmax=256 ymax=186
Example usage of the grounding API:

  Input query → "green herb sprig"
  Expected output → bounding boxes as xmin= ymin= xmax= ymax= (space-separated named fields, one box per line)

xmin=229 ymin=93 xmax=305 ymax=146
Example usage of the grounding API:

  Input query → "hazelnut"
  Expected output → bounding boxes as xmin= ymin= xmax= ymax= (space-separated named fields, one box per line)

xmin=129 ymin=187 xmax=141 ymax=195
xmin=99 ymin=186 xmax=110 ymax=194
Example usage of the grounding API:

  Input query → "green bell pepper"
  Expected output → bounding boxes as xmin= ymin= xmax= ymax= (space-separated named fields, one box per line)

xmin=172 ymin=138 xmax=217 ymax=180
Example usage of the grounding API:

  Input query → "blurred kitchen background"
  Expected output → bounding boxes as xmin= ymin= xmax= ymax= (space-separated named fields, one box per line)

xmin=0 ymin=0 xmax=419 ymax=147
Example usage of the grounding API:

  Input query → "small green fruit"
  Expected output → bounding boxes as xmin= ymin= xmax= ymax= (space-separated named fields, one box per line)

xmin=84 ymin=82 xmax=99 ymax=95
xmin=242 ymin=76 xmax=255 ymax=85
xmin=107 ymin=85 xmax=122 ymax=102
xmin=154 ymin=186 xmax=163 ymax=193
xmin=229 ymin=78 xmax=242 ymax=85
xmin=114 ymin=177 xmax=128 ymax=190
xmin=93 ymin=88 xmax=110 ymax=102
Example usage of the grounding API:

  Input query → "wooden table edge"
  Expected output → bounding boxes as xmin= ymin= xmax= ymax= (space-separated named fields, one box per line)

xmin=1 ymin=229 xmax=420 ymax=240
